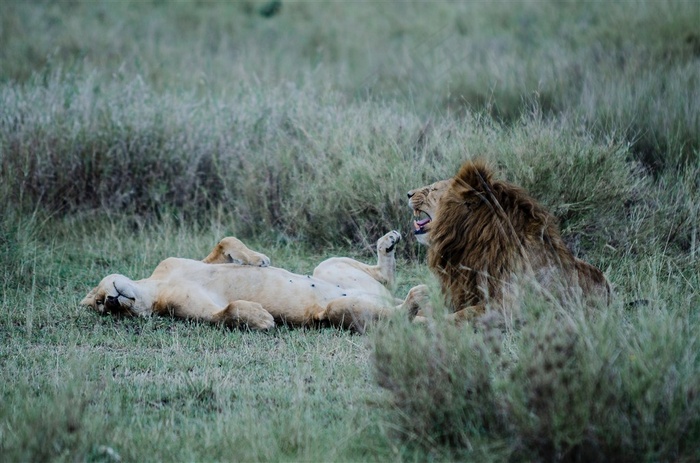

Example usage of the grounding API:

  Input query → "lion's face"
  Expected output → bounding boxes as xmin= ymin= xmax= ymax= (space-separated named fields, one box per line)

xmin=407 ymin=179 xmax=450 ymax=246
xmin=80 ymin=274 xmax=139 ymax=316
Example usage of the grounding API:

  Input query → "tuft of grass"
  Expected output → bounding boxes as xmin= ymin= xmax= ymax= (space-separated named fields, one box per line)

xmin=0 ymin=356 xmax=116 ymax=462
xmin=373 ymin=285 xmax=700 ymax=461
xmin=0 ymin=208 xmax=48 ymax=289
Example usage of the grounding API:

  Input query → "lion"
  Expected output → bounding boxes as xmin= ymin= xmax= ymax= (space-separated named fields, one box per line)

xmin=407 ymin=159 xmax=611 ymax=324
xmin=81 ymin=231 xmax=426 ymax=333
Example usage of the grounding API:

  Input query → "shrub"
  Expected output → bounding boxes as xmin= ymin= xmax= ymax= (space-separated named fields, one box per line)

xmin=373 ymin=294 xmax=700 ymax=461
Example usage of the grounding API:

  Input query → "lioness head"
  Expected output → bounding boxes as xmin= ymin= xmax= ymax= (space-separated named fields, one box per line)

xmin=80 ymin=274 xmax=139 ymax=316
xmin=407 ymin=179 xmax=450 ymax=246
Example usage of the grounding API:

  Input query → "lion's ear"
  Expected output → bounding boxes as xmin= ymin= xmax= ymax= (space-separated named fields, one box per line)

xmin=455 ymin=159 xmax=494 ymax=192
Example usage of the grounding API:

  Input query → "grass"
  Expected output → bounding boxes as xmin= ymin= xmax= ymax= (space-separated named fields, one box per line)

xmin=1 ymin=1 xmax=699 ymax=461
xmin=0 ymin=219 xmax=417 ymax=462
xmin=1 ymin=326 xmax=388 ymax=461
xmin=374 ymin=279 xmax=700 ymax=461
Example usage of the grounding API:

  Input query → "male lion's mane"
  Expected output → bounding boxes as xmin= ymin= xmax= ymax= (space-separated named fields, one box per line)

xmin=428 ymin=160 xmax=608 ymax=315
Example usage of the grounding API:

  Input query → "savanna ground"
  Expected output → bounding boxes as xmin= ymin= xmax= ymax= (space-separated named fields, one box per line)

xmin=1 ymin=1 xmax=700 ymax=461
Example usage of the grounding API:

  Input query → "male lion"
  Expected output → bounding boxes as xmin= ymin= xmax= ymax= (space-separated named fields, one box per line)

xmin=81 ymin=231 xmax=425 ymax=333
xmin=407 ymin=159 xmax=611 ymax=324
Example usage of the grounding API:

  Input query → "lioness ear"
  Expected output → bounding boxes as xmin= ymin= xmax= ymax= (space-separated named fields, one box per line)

xmin=80 ymin=288 xmax=97 ymax=307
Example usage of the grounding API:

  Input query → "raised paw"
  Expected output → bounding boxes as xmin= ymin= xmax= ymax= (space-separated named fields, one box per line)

xmin=203 ymin=237 xmax=271 ymax=267
xmin=230 ymin=249 xmax=270 ymax=267
xmin=250 ymin=253 xmax=271 ymax=267
xmin=377 ymin=230 xmax=402 ymax=254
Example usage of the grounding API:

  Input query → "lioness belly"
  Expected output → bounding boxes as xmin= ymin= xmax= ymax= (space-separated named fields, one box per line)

xmin=172 ymin=262 xmax=374 ymax=325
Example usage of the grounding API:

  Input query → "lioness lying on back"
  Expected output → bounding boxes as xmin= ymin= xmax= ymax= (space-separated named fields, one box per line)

xmin=81 ymin=231 xmax=427 ymax=333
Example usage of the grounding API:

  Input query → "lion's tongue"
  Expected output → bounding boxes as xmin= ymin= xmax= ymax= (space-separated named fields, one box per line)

xmin=414 ymin=217 xmax=431 ymax=231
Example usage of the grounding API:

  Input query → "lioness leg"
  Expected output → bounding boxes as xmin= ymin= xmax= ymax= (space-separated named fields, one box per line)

xmin=211 ymin=301 xmax=276 ymax=330
xmin=399 ymin=284 xmax=431 ymax=320
xmin=322 ymin=297 xmax=396 ymax=334
xmin=445 ymin=304 xmax=486 ymax=325
xmin=313 ymin=230 xmax=401 ymax=288
xmin=323 ymin=283 xmax=430 ymax=333
xmin=202 ymin=237 xmax=271 ymax=267
xmin=411 ymin=303 xmax=487 ymax=326
xmin=153 ymin=287 xmax=275 ymax=330
xmin=372 ymin=230 xmax=401 ymax=287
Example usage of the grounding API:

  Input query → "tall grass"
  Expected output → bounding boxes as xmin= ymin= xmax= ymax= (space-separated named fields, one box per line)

xmin=2 ymin=1 xmax=699 ymax=173
xmin=0 ymin=73 xmax=653 ymax=253
xmin=374 ymin=290 xmax=700 ymax=461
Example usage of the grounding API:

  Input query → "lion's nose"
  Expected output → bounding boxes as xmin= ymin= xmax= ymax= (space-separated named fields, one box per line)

xmin=407 ymin=191 xmax=415 ymax=199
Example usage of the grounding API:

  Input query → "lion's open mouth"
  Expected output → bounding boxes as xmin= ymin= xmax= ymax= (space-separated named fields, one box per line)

xmin=413 ymin=210 xmax=431 ymax=235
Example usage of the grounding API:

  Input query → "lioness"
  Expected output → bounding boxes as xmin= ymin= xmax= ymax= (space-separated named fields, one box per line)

xmin=81 ymin=231 xmax=425 ymax=333
xmin=408 ymin=159 xmax=611 ymax=324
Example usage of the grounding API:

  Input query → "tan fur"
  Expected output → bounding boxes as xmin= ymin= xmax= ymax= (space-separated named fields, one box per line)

xmin=408 ymin=159 xmax=611 ymax=323
xmin=81 ymin=231 xmax=425 ymax=333
xmin=202 ymin=236 xmax=271 ymax=267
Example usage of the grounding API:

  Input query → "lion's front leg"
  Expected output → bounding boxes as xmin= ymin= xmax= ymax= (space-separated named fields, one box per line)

xmin=202 ymin=237 xmax=270 ymax=267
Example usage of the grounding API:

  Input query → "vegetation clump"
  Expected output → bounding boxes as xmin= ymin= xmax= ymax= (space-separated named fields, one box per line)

xmin=374 ymin=303 xmax=700 ymax=461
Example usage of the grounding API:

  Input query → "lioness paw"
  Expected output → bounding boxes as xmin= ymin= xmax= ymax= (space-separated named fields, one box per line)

xmin=236 ymin=250 xmax=270 ymax=267
xmin=254 ymin=254 xmax=271 ymax=267
xmin=404 ymin=284 xmax=431 ymax=319
xmin=228 ymin=251 xmax=270 ymax=267
xmin=378 ymin=230 xmax=402 ymax=254
xmin=204 ymin=237 xmax=271 ymax=267
xmin=233 ymin=301 xmax=275 ymax=330
xmin=217 ymin=301 xmax=275 ymax=330
xmin=250 ymin=311 xmax=275 ymax=330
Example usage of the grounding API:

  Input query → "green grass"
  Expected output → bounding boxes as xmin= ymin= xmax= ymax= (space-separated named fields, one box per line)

xmin=374 ymin=276 xmax=700 ymax=461
xmin=1 ymin=1 xmax=699 ymax=461
xmin=2 ymin=326 xmax=386 ymax=462
xmin=0 ymin=219 xmax=423 ymax=462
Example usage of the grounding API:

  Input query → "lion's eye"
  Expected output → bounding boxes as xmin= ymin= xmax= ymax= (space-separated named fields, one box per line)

xmin=96 ymin=299 xmax=104 ymax=305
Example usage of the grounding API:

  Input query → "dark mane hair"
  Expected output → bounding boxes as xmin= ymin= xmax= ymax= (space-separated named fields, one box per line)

xmin=427 ymin=159 xmax=581 ymax=311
